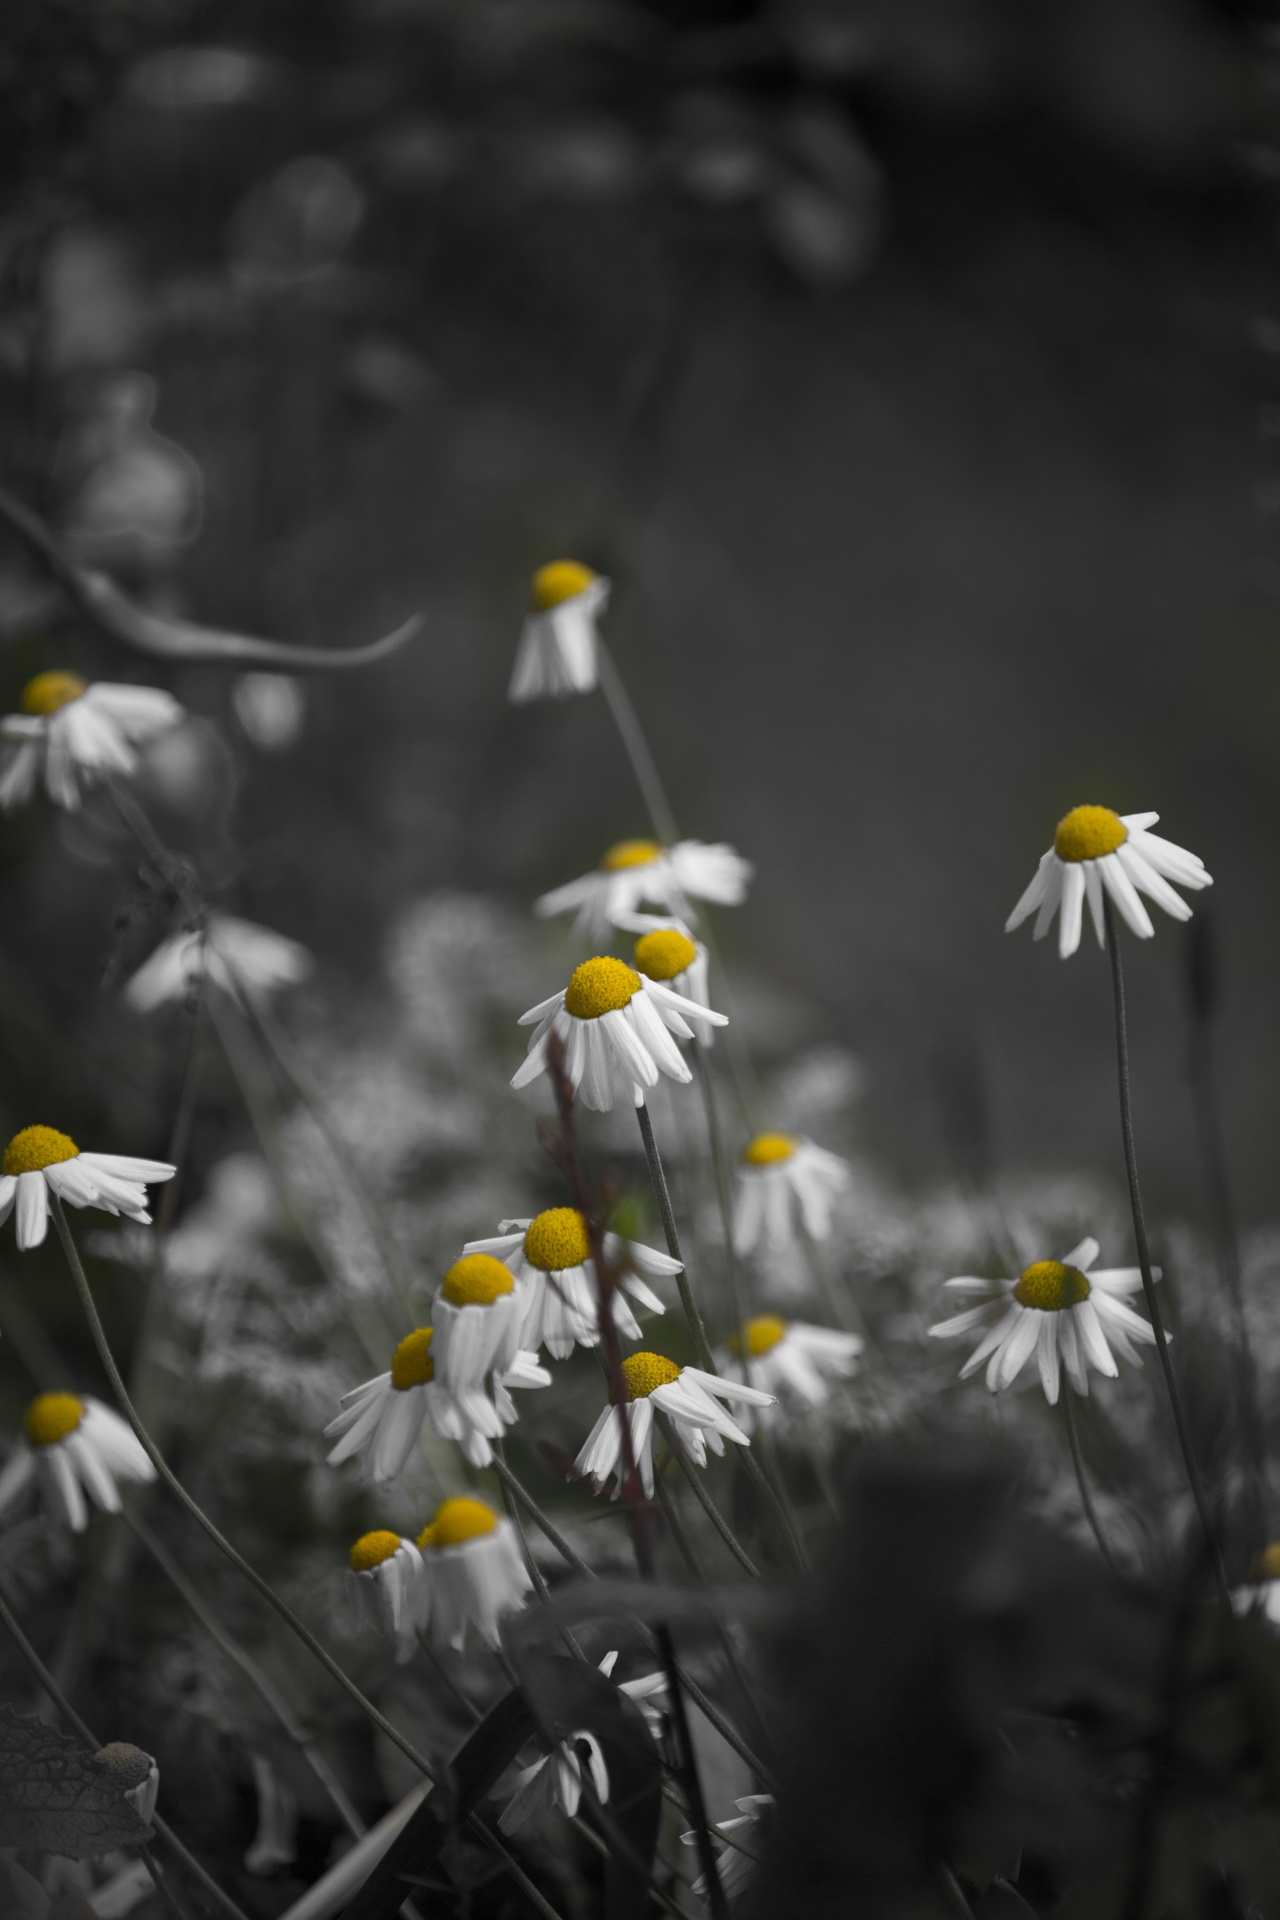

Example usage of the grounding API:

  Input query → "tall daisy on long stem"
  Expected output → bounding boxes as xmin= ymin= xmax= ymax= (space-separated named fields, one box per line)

xmin=1007 ymin=803 xmax=1227 ymax=1600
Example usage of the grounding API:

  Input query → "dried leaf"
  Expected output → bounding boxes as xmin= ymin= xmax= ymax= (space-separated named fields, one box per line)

xmin=0 ymin=1707 xmax=155 ymax=1858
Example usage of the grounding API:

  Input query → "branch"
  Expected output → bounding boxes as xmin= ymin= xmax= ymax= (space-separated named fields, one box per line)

xmin=0 ymin=484 xmax=421 ymax=671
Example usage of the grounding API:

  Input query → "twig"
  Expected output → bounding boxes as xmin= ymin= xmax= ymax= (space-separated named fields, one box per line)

xmin=0 ymin=481 xmax=422 ymax=669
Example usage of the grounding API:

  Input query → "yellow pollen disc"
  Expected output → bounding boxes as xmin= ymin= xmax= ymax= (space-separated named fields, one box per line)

xmin=634 ymin=929 xmax=697 ymax=982
xmin=442 ymin=1253 xmax=514 ymax=1307
xmin=20 ymin=670 xmax=87 ymax=716
xmin=1255 ymin=1543 xmax=1280 ymax=1581
xmin=349 ymin=1530 xmax=402 ymax=1573
xmin=601 ymin=839 xmax=661 ymax=871
xmin=1013 ymin=1260 xmax=1091 ymax=1312
xmin=524 ymin=1208 xmax=592 ymax=1273
xmin=531 ymin=560 xmax=596 ymax=610
xmin=424 ymin=1496 xmax=498 ymax=1548
xmin=1053 ymin=805 xmax=1127 ymax=863
xmin=391 ymin=1328 xmax=434 ymax=1390
xmin=24 ymin=1393 xmax=85 ymax=1447
xmin=3 ymin=1126 xmax=79 ymax=1176
xmin=729 ymin=1314 xmax=788 ymax=1358
xmin=742 ymin=1133 xmax=796 ymax=1167
xmin=564 ymin=956 xmax=641 ymax=1020
xmin=622 ymin=1351 xmax=681 ymax=1401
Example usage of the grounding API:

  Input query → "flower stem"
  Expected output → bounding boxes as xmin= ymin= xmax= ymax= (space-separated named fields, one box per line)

xmin=123 ymin=1507 xmax=366 ymax=1839
xmin=693 ymin=1048 xmax=752 ymax=1372
xmin=0 ymin=1581 xmax=245 ymax=1920
xmin=51 ymin=1194 xmax=442 ymax=1782
xmin=1102 ymin=897 xmax=1229 ymax=1604
xmin=594 ymin=639 xmax=680 ymax=847
xmin=662 ymin=1417 xmax=761 ymax=1578
xmin=1061 ymin=1390 xmax=1122 ymax=1579
xmin=638 ymin=1102 xmax=809 ymax=1572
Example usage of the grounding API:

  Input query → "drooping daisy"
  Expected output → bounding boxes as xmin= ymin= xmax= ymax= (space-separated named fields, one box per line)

xmin=682 ymin=1795 xmax=773 ymax=1901
xmin=0 ymin=1394 xmax=155 ymax=1533
xmin=1233 ymin=1544 xmax=1280 ymax=1628
xmin=0 ymin=1126 xmax=176 ymax=1251
xmin=928 ymin=1237 xmax=1158 ymax=1404
xmin=0 ymin=671 xmax=183 ymax=812
xmin=346 ymin=1530 xmax=424 ymax=1663
xmin=124 ymin=914 xmax=312 ymax=1013
xmin=325 ymin=1323 xmax=550 ymax=1481
xmin=499 ymin=1729 xmax=610 ymax=1834
xmin=1005 ymin=807 xmax=1212 ymax=960
xmin=512 ymin=957 xmax=726 ymax=1112
xmin=717 ymin=1315 xmax=862 ymax=1419
xmin=535 ymin=838 xmax=754 ymax=945
xmin=509 ymin=560 xmax=609 ymax=704
xmin=416 ymin=1496 xmax=533 ymax=1650
xmin=623 ymin=917 xmax=714 ymax=1044
xmin=462 ymin=1209 xmax=677 ymax=1359
xmin=574 ymin=1352 xmax=775 ymax=1500
xmin=733 ymin=1134 xmax=851 ymax=1255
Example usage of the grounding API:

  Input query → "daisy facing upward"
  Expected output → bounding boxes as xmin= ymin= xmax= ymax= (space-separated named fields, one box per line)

xmin=929 ymin=1237 xmax=1158 ymax=1403
xmin=462 ymin=1207 xmax=677 ymax=1359
xmin=0 ymin=1126 xmax=176 ymax=1251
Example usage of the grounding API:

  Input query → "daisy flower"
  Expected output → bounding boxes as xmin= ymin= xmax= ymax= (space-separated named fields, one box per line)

xmin=462 ymin=1208 xmax=677 ymax=1359
xmin=416 ymin=1496 xmax=533 ymax=1650
xmin=0 ymin=1125 xmax=176 ymax=1251
xmin=0 ymin=670 xmax=183 ymax=812
xmin=499 ymin=1730 xmax=609 ymax=1834
xmin=733 ymin=1134 xmax=851 ymax=1255
xmin=0 ymin=1394 xmax=154 ymax=1533
xmin=508 ymin=560 xmax=609 ymax=704
xmin=717 ymin=1314 xmax=862 ymax=1419
xmin=325 ymin=1323 xmax=550 ymax=1481
xmin=124 ymin=914 xmax=312 ymax=1013
xmin=346 ymin=1530 xmax=424 ymax=1663
xmin=1005 ymin=806 xmax=1212 ymax=959
xmin=574 ymin=1352 xmax=775 ymax=1500
xmin=1234 ymin=1544 xmax=1280 ymax=1628
xmin=512 ymin=956 xmax=726 ymax=1112
xmin=620 ymin=914 xmax=714 ymax=1044
xmin=682 ymin=1795 xmax=773 ymax=1901
xmin=928 ymin=1237 xmax=1158 ymax=1403
xmin=535 ymin=838 xmax=753 ymax=945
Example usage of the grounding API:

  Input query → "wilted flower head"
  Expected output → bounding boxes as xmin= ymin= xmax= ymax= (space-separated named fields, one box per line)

xmin=124 ymin=914 xmax=312 ymax=1012
xmin=346 ymin=1529 xmax=424 ymax=1662
xmin=535 ymin=837 xmax=753 ymax=944
xmin=463 ymin=1207 xmax=676 ymax=1358
xmin=512 ymin=956 xmax=726 ymax=1111
xmin=509 ymin=560 xmax=608 ymax=704
xmin=733 ymin=1133 xmax=851 ymax=1254
xmin=417 ymin=1496 xmax=532 ymax=1650
xmin=0 ymin=1393 xmax=154 ymax=1533
xmin=574 ymin=1352 xmax=774 ymax=1500
xmin=718 ymin=1315 xmax=862 ymax=1421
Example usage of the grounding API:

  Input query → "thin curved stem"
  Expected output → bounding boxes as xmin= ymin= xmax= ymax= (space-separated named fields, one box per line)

xmin=1103 ymin=897 xmax=1229 ymax=1604
xmin=662 ymin=1419 xmax=760 ymax=1579
xmin=594 ymin=639 xmax=679 ymax=847
xmin=50 ymin=1194 xmax=441 ymax=1787
xmin=1062 ymin=1390 xmax=1122 ymax=1579
xmin=693 ymin=1048 xmax=751 ymax=1374
xmin=0 ymin=1582 xmax=245 ymax=1920
xmin=124 ymin=1508 xmax=366 ymax=1839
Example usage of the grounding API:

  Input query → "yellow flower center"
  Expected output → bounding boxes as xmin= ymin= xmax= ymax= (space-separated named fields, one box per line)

xmin=621 ymin=1351 xmax=681 ymax=1401
xmin=742 ymin=1133 xmax=796 ymax=1167
xmin=20 ymin=671 xmax=87 ymax=717
xmin=349 ymin=1530 xmax=402 ymax=1573
xmin=634 ymin=929 xmax=697 ymax=982
xmin=729 ymin=1314 xmax=788 ymax=1358
xmin=601 ymin=839 xmax=661 ymax=871
xmin=24 ymin=1393 xmax=86 ymax=1447
xmin=1013 ymin=1260 xmax=1092 ymax=1312
xmin=1053 ymin=806 xmax=1127 ymax=863
xmin=418 ymin=1496 xmax=498 ymax=1551
xmin=1255 ymin=1543 xmax=1280 ymax=1581
xmin=3 ymin=1126 xmax=79 ymax=1176
xmin=564 ymin=956 xmax=641 ymax=1020
xmin=390 ymin=1328 xmax=434 ymax=1390
xmin=523 ymin=1208 xmax=592 ymax=1272
xmin=441 ymin=1253 xmax=514 ymax=1308
xmin=531 ymin=560 xmax=596 ymax=610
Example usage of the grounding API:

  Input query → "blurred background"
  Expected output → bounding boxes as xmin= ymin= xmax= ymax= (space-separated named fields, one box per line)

xmin=0 ymin=0 xmax=1276 ymax=1219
